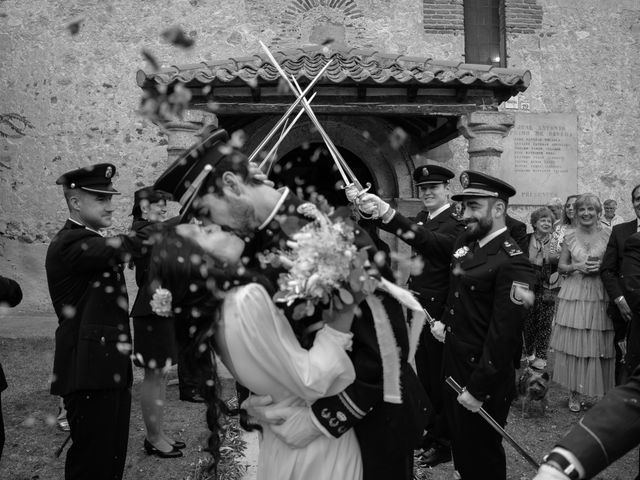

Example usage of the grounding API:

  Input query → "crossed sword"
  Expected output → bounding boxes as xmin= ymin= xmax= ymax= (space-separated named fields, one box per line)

xmin=250 ymin=43 xmax=539 ymax=472
xmin=249 ymin=42 xmax=370 ymax=195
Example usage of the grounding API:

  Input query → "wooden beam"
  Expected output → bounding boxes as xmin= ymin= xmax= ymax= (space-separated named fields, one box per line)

xmin=198 ymin=101 xmax=484 ymax=116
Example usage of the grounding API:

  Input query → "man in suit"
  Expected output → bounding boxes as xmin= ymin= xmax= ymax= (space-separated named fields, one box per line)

xmin=602 ymin=199 xmax=625 ymax=228
xmin=347 ymin=164 xmax=465 ymax=467
xmin=623 ymin=232 xmax=640 ymax=371
xmin=46 ymin=164 xmax=142 ymax=480
xmin=600 ymin=184 xmax=640 ymax=384
xmin=0 ymin=275 xmax=22 ymax=460
xmin=437 ymin=171 xmax=533 ymax=479
xmin=153 ymin=129 xmax=428 ymax=480
xmin=533 ymin=365 xmax=640 ymax=480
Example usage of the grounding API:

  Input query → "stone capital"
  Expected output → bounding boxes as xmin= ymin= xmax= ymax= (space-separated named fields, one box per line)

xmin=458 ymin=111 xmax=515 ymax=175
xmin=164 ymin=109 xmax=218 ymax=163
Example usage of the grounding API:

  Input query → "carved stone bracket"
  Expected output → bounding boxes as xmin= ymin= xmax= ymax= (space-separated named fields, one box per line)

xmin=164 ymin=109 xmax=218 ymax=163
xmin=457 ymin=111 xmax=514 ymax=176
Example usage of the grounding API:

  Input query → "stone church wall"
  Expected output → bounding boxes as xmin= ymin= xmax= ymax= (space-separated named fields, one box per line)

xmin=0 ymin=0 xmax=638 ymax=243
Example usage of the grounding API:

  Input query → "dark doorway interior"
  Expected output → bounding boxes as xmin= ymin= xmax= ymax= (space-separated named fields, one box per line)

xmin=269 ymin=143 xmax=376 ymax=209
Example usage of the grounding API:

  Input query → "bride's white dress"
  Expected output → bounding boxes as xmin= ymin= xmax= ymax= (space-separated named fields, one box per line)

xmin=216 ymin=283 xmax=363 ymax=480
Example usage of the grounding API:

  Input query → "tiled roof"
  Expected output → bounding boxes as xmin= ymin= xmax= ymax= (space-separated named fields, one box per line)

xmin=137 ymin=45 xmax=531 ymax=92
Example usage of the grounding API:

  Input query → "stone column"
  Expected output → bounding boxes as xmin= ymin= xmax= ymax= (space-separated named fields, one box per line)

xmin=164 ymin=109 xmax=218 ymax=163
xmin=457 ymin=111 xmax=514 ymax=177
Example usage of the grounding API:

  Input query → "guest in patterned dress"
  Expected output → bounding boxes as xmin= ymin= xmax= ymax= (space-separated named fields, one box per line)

xmin=550 ymin=193 xmax=614 ymax=412
xmin=523 ymin=207 xmax=559 ymax=371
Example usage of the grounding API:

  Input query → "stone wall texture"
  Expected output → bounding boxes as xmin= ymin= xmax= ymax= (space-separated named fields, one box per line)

xmin=1 ymin=0 xmax=639 ymax=241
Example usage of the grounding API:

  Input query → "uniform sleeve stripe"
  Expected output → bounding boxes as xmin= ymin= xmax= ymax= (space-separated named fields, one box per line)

xmin=339 ymin=391 xmax=365 ymax=419
xmin=577 ymin=418 xmax=610 ymax=466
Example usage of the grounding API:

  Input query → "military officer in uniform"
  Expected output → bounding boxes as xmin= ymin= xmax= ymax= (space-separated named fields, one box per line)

xmin=438 ymin=171 xmax=534 ymax=480
xmin=346 ymin=164 xmax=464 ymax=466
xmin=46 ymin=164 xmax=142 ymax=480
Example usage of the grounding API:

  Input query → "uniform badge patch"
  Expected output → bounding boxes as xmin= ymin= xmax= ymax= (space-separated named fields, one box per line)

xmin=422 ymin=167 xmax=429 ymax=177
xmin=510 ymin=281 xmax=533 ymax=306
xmin=105 ymin=166 xmax=113 ymax=178
xmin=460 ymin=172 xmax=470 ymax=189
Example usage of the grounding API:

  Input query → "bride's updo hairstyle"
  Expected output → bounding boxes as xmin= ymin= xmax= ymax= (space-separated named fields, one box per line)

xmin=149 ymin=228 xmax=262 ymax=474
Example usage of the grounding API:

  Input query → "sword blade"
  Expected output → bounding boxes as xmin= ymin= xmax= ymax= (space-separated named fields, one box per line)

xmin=247 ymin=58 xmax=333 ymax=164
xmin=258 ymin=91 xmax=318 ymax=171
xmin=445 ymin=376 xmax=540 ymax=471
xmin=258 ymin=41 xmax=359 ymax=189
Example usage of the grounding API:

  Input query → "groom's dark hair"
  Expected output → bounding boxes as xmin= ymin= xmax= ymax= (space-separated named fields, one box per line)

xmin=204 ymin=149 xmax=262 ymax=196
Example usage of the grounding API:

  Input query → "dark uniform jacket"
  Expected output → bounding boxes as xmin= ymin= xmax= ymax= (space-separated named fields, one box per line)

xmin=380 ymin=206 xmax=465 ymax=318
xmin=247 ymin=192 xmax=428 ymax=471
xmin=601 ymin=219 xmax=639 ymax=321
xmin=622 ymin=232 xmax=640 ymax=371
xmin=0 ymin=275 xmax=22 ymax=392
xmin=46 ymin=220 xmax=140 ymax=396
xmin=505 ymin=214 xmax=529 ymax=252
xmin=442 ymin=230 xmax=534 ymax=401
xmin=557 ymin=364 xmax=640 ymax=478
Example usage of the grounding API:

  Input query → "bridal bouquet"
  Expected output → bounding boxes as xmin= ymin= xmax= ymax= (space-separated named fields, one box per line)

xmin=273 ymin=202 xmax=427 ymax=404
xmin=273 ymin=203 xmax=378 ymax=320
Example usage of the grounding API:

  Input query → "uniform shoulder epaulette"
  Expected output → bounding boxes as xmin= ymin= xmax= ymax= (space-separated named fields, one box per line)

xmin=502 ymin=240 xmax=523 ymax=256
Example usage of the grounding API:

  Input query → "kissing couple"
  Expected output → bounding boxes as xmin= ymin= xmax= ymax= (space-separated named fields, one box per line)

xmin=148 ymin=129 xmax=429 ymax=480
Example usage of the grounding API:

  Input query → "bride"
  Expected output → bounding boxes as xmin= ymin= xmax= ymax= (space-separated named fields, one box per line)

xmin=149 ymin=223 xmax=363 ymax=480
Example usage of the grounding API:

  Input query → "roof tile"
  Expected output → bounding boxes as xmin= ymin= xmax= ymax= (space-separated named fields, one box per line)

xmin=136 ymin=46 xmax=530 ymax=91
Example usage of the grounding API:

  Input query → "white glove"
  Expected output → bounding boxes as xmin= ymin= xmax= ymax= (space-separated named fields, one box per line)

xmin=344 ymin=184 xmax=361 ymax=203
xmin=430 ymin=320 xmax=446 ymax=343
xmin=532 ymin=464 xmax=571 ymax=480
xmin=358 ymin=193 xmax=390 ymax=219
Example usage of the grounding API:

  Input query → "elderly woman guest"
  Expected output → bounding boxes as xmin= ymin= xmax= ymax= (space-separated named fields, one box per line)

xmin=523 ymin=207 xmax=559 ymax=371
xmin=549 ymin=193 xmax=614 ymax=412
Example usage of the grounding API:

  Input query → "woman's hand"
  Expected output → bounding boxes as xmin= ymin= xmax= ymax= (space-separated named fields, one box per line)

xmin=584 ymin=258 xmax=601 ymax=275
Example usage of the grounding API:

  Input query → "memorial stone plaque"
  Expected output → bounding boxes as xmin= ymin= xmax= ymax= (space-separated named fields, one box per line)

xmin=499 ymin=113 xmax=578 ymax=205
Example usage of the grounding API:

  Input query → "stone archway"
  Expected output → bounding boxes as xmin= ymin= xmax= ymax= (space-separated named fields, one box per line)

xmin=240 ymin=115 xmax=417 ymax=202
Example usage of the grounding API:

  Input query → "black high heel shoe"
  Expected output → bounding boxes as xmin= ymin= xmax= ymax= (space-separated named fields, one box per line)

xmin=171 ymin=440 xmax=186 ymax=450
xmin=144 ymin=438 xmax=183 ymax=458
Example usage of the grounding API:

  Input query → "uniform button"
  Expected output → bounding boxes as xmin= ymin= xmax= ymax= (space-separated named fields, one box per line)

xmin=454 ymin=291 xmax=459 ymax=298
xmin=446 ymin=326 xmax=452 ymax=332
xmin=486 ymin=395 xmax=491 ymax=400
xmin=100 ymin=336 xmax=106 ymax=345
xmin=431 ymin=297 xmax=435 ymax=302
xmin=470 ymin=285 xmax=475 ymax=291
xmin=449 ymin=308 xmax=454 ymax=315
xmin=470 ymin=356 xmax=475 ymax=362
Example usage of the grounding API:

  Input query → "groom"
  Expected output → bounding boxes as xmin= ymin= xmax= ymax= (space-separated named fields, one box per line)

xmin=154 ymin=129 xmax=428 ymax=480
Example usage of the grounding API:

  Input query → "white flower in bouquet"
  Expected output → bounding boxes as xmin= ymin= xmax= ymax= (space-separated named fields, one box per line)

xmin=273 ymin=203 xmax=378 ymax=320
xmin=150 ymin=287 xmax=173 ymax=317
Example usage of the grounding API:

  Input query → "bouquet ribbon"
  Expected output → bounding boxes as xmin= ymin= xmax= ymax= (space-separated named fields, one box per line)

xmin=367 ymin=278 xmax=427 ymax=404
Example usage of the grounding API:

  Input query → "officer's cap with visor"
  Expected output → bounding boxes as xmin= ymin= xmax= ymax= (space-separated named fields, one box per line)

xmin=153 ymin=128 xmax=230 ymax=222
xmin=451 ymin=170 xmax=516 ymax=202
xmin=55 ymin=163 xmax=121 ymax=195
xmin=413 ymin=164 xmax=455 ymax=187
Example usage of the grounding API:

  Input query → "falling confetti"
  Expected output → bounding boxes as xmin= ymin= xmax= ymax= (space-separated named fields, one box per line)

xmin=141 ymin=49 xmax=160 ymax=71
xmin=389 ymin=127 xmax=408 ymax=150
xmin=161 ymin=26 xmax=195 ymax=48
xmin=67 ymin=19 xmax=83 ymax=35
